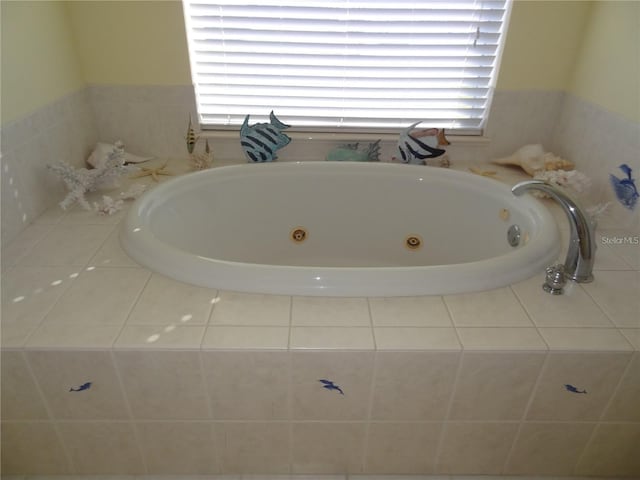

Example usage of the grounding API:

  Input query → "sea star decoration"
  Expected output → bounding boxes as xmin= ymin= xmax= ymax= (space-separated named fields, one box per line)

xmin=130 ymin=163 xmax=173 ymax=182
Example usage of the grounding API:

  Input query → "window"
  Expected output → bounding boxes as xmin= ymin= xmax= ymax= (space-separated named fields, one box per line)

xmin=183 ymin=0 xmax=511 ymax=134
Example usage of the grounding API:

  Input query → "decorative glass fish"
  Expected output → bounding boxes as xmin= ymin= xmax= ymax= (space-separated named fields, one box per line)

xmin=398 ymin=122 xmax=447 ymax=165
xmin=240 ymin=111 xmax=291 ymax=162
xmin=326 ymin=140 xmax=381 ymax=162
xmin=610 ymin=163 xmax=639 ymax=210
xmin=186 ymin=116 xmax=198 ymax=154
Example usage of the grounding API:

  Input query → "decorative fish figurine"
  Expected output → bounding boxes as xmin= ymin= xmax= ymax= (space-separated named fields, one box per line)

xmin=564 ymin=384 xmax=587 ymax=394
xmin=398 ymin=123 xmax=448 ymax=165
xmin=240 ymin=111 xmax=291 ymax=162
xmin=326 ymin=140 xmax=381 ymax=162
xmin=186 ymin=116 xmax=199 ymax=154
xmin=318 ymin=379 xmax=344 ymax=395
xmin=610 ymin=163 xmax=639 ymax=210
xmin=69 ymin=382 xmax=92 ymax=392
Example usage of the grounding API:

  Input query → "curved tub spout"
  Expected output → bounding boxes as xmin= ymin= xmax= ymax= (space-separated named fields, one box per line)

xmin=512 ymin=180 xmax=595 ymax=283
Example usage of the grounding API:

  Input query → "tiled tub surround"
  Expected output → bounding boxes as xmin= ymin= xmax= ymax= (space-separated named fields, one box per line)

xmin=0 ymin=88 xmax=98 ymax=247
xmin=3 ymin=84 xmax=636 ymax=248
xmin=85 ymin=85 xmax=567 ymax=164
xmin=550 ymin=94 xmax=640 ymax=231
xmin=2 ymin=158 xmax=639 ymax=476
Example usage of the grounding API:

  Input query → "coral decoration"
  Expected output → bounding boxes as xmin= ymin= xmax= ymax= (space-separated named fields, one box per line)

xmin=532 ymin=169 xmax=592 ymax=195
xmin=190 ymin=139 xmax=214 ymax=170
xmin=47 ymin=142 xmax=138 ymax=210
xmin=185 ymin=117 xmax=214 ymax=170
xmin=93 ymin=184 xmax=147 ymax=216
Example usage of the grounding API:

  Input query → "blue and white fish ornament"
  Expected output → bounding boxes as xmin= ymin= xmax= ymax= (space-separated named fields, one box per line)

xmin=240 ymin=111 xmax=291 ymax=162
xmin=326 ymin=140 xmax=381 ymax=162
xmin=397 ymin=123 xmax=449 ymax=165
xmin=610 ymin=163 xmax=639 ymax=210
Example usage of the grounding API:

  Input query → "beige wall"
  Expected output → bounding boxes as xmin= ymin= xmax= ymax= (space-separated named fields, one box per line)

xmin=1 ymin=1 xmax=85 ymax=125
xmin=66 ymin=0 xmax=191 ymax=86
xmin=2 ymin=1 xmax=638 ymax=125
xmin=569 ymin=1 xmax=639 ymax=122
xmin=496 ymin=0 xmax=592 ymax=91
xmin=66 ymin=0 xmax=591 ymax=92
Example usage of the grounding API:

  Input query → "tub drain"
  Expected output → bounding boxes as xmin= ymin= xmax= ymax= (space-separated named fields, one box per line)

xmin=405 ymin=235 xmax=422 ymax=250
xmin=291 ymin=227 xmax=307 ymax=243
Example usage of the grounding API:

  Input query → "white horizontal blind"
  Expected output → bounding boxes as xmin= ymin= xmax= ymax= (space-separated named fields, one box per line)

xmin=183 ymin=0 xmax=511 ymax=133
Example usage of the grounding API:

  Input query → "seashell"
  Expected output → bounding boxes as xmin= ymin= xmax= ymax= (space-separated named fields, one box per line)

xmin=492 ymin=144 xmax=574 ymax=176
xmin=87 ymin=142 xmax=152 ymax=168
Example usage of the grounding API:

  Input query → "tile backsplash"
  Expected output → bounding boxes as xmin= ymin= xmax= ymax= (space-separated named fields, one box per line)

xmin=551 ymin=93 xmax=640 ymax=230
xmin=2 ymin=84 xmax=638 ymax=248
xmin=1 ymin=89 xmax=98 ymax=246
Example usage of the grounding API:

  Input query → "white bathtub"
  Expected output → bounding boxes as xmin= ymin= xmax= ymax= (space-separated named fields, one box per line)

xmin=120 ymin=162 xmax=560 ymax=296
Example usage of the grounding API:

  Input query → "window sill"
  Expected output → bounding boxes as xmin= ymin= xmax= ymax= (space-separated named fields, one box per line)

xmin=201 ymin=129 xmax=491 ymax=145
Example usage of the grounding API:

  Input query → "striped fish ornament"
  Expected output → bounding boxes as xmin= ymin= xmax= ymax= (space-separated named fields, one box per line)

xmin=240 ymin=111 xmax=291 ymax=162
xmin=186 ymin=116 xmax=198 ymax=154
xmin=398 ymin=122 xmax=447 ymax=165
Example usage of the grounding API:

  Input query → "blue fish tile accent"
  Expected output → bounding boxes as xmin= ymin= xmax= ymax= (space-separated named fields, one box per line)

xmin=240 ymin=111 xmax=291 ymax=162
xmin=69 ymin=382 xmax=92 ymax=392
xmin=610 ymin=163 xmax=639 ymax=210
xmin=564 ymin=384 xmax=587 ymax=394
xmin=319 ymin=379 xmax=344 ymax=395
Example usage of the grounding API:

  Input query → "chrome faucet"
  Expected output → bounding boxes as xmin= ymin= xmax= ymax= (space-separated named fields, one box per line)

xmin=512 ymin=179 xmax=595 ymax=283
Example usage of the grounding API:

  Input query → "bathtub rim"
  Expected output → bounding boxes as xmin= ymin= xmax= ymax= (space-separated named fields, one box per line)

xmin=120 ymin=161 xmax=561 ymax=297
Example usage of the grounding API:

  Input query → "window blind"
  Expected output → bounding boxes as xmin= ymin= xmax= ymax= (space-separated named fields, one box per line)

xmin=183 ymin=0 xmax=511 ymax=133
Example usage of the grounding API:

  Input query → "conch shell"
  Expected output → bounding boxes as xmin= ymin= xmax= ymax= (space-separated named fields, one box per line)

xmin=492 ymin=144 xmax=574 ymax=176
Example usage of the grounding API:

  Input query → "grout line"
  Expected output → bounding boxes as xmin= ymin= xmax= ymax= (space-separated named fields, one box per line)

xmin=577 ymin=282 xmax=617 ymax=329
xmin=501 ymin=349 xmax=550 ymax=473
xmin=197 ymin=350 xmax=223 ymax=471
xmin=109 ymin=349 xmax=149 ymax=474
xmin=19 ymin=269 xmax=85 ymax=348
xmin=597 ymin=351 xmax=635 ymax=422
xmin=287 ymin=347 xmax=294 ymax=474
xmin=287 ymin=295 xmax=293 ymax=350
xmin=360 ymin=344 xmax=379 ymax=473
xmin=111 ymin=267 xmax=154 ymax=349
xmin=21 ymin=349 xmax=76 ymax=475
xmin=440 ymin=294 xmax=464 ymax=350
xmin=431 ymin=348 xmax=464 ymax=472
xmin=572 ymin=421 xmax=600 ymax=475
xmin=509 ymin=284 xmax=551 ymax=351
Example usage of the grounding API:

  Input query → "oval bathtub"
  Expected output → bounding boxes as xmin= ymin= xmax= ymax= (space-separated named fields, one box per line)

xmin=120 ymin=162 xmax=560 ymax=296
